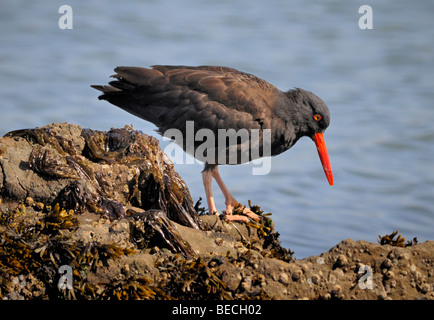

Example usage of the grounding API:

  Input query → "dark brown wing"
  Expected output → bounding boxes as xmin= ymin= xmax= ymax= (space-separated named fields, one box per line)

xmin=91 ymin=65 xmax=282 ymax=135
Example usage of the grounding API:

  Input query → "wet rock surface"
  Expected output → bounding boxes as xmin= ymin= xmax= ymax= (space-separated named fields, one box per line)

xmin=0 ymin=123 xmax=433 ymax=300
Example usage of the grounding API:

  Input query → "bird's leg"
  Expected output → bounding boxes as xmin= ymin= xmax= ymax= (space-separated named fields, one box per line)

xmin=210 ymin=166 xmax=261 ymax=221
xmin=210 ymin=166 xmax=237 ymax=214
xmin=202 ymin=170 xmax=218 ymax=215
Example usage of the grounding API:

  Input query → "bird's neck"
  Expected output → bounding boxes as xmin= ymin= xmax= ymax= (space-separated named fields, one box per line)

xmin=268 ymin=90 xmax=307 ymax=155
xmin=283 ymin=89 xmax=312 ymax=135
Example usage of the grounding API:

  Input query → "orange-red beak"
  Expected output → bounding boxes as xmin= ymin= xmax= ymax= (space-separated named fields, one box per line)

xmin=312 ymin=132 xmax=334 ymax=186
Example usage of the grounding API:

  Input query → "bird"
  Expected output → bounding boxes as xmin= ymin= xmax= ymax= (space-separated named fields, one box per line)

xmin=91 ymin=65 xmax=334 ymax=222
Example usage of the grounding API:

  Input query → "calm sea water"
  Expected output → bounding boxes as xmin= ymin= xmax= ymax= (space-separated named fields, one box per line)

xmin=1 ymin=0 xmax=433 ymax=258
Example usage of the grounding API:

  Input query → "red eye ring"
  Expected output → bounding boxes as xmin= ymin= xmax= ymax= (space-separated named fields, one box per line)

xmin=314 ymin=114 xmax=322 ymax=121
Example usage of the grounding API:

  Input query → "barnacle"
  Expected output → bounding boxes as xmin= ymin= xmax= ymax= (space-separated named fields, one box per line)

xmin=28 ymin=145 xmax=81 ymax=179
xmin=5 ymin=126 xmax=76 ymax=156
xmin=130 ymin=209 xmax=196 ymax=258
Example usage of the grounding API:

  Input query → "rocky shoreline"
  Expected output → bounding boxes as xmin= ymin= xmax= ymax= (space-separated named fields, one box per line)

xmin=0 ymin=123 xmax=432 ymax=300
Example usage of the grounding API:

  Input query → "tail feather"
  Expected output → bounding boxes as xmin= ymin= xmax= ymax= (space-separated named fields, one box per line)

xmin=90 ymin=84 xmax=119 ymax=93
xmin=108 ymin=80 xmax=135 ymax=91
xmin=91 ymin=68 xmax=160 ymax=122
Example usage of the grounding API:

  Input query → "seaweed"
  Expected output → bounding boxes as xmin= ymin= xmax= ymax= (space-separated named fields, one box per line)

xmin=194 ymin=197 xmax=207 ymax=215
xmin=227 ymin=201 xmax=295 ymax=262
xmin=153 ymin=255 xmax=231 ymax=300
xmin=378 ymin=230 xmax=418 ymax=247
xmin=98 ymin=276 xmax=169 ymax=300
xmin=0 ymin=200 xmax=134 ymax=299
xmin=42 ymin=203 xmax=79 ymax=233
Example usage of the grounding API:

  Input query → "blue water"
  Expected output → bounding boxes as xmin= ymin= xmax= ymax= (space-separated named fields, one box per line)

xmin=1 ymin=0 xmax=433 ymax=258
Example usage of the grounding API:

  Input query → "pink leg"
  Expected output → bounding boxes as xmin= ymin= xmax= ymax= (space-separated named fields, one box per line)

xmin=202 ymin=170 xmax=218 ymax=215
xmin=210 ymin=166 xmax=237 ymax=214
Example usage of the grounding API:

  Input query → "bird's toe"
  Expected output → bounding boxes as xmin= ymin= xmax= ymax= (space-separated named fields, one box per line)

xmin=224 ymin=214 xmax=250 ymax=222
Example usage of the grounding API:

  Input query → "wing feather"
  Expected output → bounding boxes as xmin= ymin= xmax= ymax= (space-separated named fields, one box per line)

xmin=92 ymin=65 xmax=282 ymax=135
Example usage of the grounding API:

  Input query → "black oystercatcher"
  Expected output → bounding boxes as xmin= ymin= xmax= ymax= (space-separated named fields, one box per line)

xmin=92 ymin=65 xmax=333 ymax=221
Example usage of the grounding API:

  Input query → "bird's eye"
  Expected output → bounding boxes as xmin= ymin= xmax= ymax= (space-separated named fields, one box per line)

xmin=314 ymin=114 xmax=322 ymax=122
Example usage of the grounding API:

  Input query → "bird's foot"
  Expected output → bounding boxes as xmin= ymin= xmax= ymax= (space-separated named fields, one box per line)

xmin=224 ymin=203 xmax=262 ymax=222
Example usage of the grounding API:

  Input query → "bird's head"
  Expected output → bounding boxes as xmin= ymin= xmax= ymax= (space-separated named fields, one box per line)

xmin=289 ymin=88 xmax=334 ymax=186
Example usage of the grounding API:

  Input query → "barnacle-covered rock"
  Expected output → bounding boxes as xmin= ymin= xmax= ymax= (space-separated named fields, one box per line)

xmin=1 ymin=123 xmax=205 ymax=229
xmin=1 ymin=123 xmax=433 ymax=301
